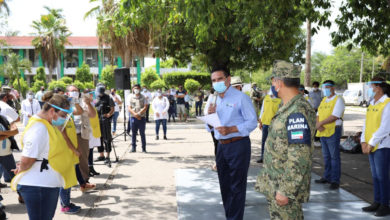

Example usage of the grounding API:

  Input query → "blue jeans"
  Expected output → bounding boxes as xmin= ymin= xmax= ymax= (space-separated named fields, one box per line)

xmin=127 ymin=113 xmax=132 ymax=134
xmin=195 ymin=101 xmax=203 ymax=116
xmin=320 ymin=126 xmax=342 ymax=184
xmin=260 ymin=125 xmax=269 ymax=160
xmin=112 ymin=111 xmax=120 ymax=132
xmin=155 ymin=119 xmax=167 ymax=136
xmin=18 ymin=185 xmax=60 ymax=220
xmin=131 ymin=117 xmax=146 ymax=151
xmin=216 ymin=137 xmax=251 ymax=220
xmin=369 ymin=148 xmax=390 ymax=206
xmin=59 ymin=187 xmax=71 ymax=207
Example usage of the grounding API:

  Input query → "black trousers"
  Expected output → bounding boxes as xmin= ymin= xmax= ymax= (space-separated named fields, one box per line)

xmin=98 ymin=117 xmax=112 ymax=153
xmin=146 ymin=105 xmax=150 ymax=122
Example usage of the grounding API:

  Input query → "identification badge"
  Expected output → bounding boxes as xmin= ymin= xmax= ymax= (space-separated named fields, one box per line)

xmin=286 ymin=113 xmax=311 ymax=145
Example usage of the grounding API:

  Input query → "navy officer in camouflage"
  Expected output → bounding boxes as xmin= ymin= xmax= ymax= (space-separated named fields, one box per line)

xmin=255 ymin=60 xmax=316 ymax=220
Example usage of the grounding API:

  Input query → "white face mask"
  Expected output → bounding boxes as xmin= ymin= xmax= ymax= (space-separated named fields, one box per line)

xmin=69 ymin=91 xmax=79 ymax=98
xmin=27 ymin=94 xmax=34 ymax=100
xmin=157 ymin=92 xmax=162 ymax=97
xmin=134 ymin=89 xmax=140 ymax=94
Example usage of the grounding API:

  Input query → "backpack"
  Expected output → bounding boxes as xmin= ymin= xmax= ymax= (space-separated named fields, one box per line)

xmin=340 ymin=132 xmax=362 ymax=154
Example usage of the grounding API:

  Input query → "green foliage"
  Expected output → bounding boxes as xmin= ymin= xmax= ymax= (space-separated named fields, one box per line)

xmin=33 ymin=67 xmax=47 ymax=85
xmin=331 ymin=1 xmax=390 ymax=56
xmin=13 ymin=78 xmax=28 ymax=97
xmin=73 ymin=80 xmax=85 ymax=91
xmin=32 ymin=80 xmax=46 ymax=93
xmin=141 ymin=68 xmax=159 ymax=88
xmin=75 ymin=63 xmax=92 ymax=83
xmin=150 ymin=79 xmax=166 ymax=90
xmin=184 ymin=79 xmax=200 ymax=93
xmin=251 ymin=68 xmax=273 ymax=91
xmin=100 ymin=65 xmax=116 ymax=89
xmin=163 ymin=71 xmax=210 ymax=87
xmin=160 ymin=58 xmax=187 ymax=68
xmin=84 ymin=81 xmax=95 ymax=89
xmin=59 ymin=76 xmax=73 ymax=85
xmin=48 ymin=80 xmax=67 ymax=91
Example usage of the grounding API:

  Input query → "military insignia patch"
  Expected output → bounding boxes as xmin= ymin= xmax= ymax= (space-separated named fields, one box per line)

xmin=286 ymin=113 xmax=311 ymax=145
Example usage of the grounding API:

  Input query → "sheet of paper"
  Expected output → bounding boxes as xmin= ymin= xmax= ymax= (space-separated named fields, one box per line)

xmin=197 ymin=113 xmax=221 ymax=128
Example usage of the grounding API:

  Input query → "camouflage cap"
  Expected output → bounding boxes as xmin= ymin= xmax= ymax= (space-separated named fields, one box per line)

xmin=231 ymin=76 xmax=243 ymax=86
xmin=272 ymin=60 xmax=302 ymax=78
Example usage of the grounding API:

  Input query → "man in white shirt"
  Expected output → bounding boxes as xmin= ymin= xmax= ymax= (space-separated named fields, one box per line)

xmin=314 ymin=80 xmax=345 ymax=190
xmin=21 ymin=91 xmax=41 ymax=126
xmin=141 ymin=86 xmax=152 ymax=122
xmin=35 ymin=86 xmax=45 ymax=107
xmin=110 ymin=89 xmax=122 ymax=136
xmin=0 ymin=92 xmax=19 ymax=124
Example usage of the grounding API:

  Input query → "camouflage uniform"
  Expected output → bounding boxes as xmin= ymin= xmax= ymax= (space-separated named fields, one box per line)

xmin=250 ymin=84 xmax=262 ymax=116
xmin=255 ymin=60 xmax=316 ymax=220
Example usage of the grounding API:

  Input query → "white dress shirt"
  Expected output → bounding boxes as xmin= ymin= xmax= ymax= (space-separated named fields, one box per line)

xmin=152 ymin=96 xmax=170 ymax=120
xmin=361 ymin=95 xmax=390 ymax=149
xmin=21 ymin=99 xmax=41 ymax=126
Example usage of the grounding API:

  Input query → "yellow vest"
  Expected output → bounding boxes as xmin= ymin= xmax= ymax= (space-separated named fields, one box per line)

xmin=260 ymin=95 xmax=281 ymax=125
xmin=89 ymin=108 xmax=101 ymax=138
xmin=65 ymin=118 xmax=80 ymax=164
xmin=365 ymin=98 xmax=390 ymax=153
xmin=11 ymin=117 xmax=78 ymax=190
xmin=316 ymin=96 xmax=340 ymax=137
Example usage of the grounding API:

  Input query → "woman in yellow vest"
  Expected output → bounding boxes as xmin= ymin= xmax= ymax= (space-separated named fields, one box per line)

xmin=314 ymin=80 xmax=345 ymax=190
xmin=361 ymin=77 xmax=390 ymax=217
xmin=12 ymin=92 xmax=77 ymax=220
xmin=257 ymin=85 xmax=281 ymax=163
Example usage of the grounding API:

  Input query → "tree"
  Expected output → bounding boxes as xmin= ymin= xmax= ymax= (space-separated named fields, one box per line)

xmin=48 ymin=80 xmax=67 ymax=91
xmin=59 ymin=76 xmax=73 ymax=85
xmin=141 ymin=68 xmax=159 ymax=88
xmin=75 ymin=63 xmax=92 ymax=83
xmin=99 ymin=65 xmax=116 ymax=89
xmin=13 ymin=77 xmax=29 ymax=97
xmin=32 ymin=80 xmax=46 ymax=93
xmin=184 ymin=79 xmax=200 ymax=94
xmin=2 ymin=51 xmax=32 ymax=99
xmin=33 ymin=66 xmax=47 ymax=86
xmin=150 ymin=79 xmax=166 ymax=90
xmin=32 ymin=6 xmax=71 ymax=80
xmin=331 ymin=1 xmax=390 ymax=57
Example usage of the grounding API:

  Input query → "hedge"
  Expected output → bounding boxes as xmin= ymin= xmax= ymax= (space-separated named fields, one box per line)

xmin=184 ymin=79 xmax=200 ymax=93
xmin=163 ymin=71 xmax=210 ymax=87
xmin=150 ymin=79 xmax=166 ymax=90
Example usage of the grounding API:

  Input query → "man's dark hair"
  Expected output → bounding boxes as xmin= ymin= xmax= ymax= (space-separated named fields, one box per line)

xmin=323 ymin=80 xmax=335 ymax=86
xmin=282 ymin=78 xmax=300 ymax=88
xmin=312 ymin=81 xmax=320 ymax=87
xmin=371 ymin=76 xmax=390 ymax=96
xmin=53 ymin=87 xmax=64 ymax=94
xmin=211 ymin=66 xmax=231 ymax=77
xmin=0 ymin=92 xmax=7 ymax=100
xmin=133 ymin=84 xmax=141 ymax=89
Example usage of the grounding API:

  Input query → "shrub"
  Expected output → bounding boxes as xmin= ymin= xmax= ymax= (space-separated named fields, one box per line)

xmin=184 ymin=79 xmax=200 ymax=93
xmin=34 ymin=67 xmax=47 ymax=85
xmin=141 ymin=67 xmax=159 ymax=88
xmin=163 ymin=71 xmax=210 ymax=87
xmin=73 ymin=80 xmax=85 ymax=91
xmin=13 ymin=78 xmax=28 ymax=97
xmin=99 ymin=65 xmax=116 ymax=89
xmin=150 ymin=79 xmax=166 ymax=90
xmin=48 ymin=80 xmax=67 ymax=91
xmin=75 ymin=62 xmax=92 ymax=83
xmin=84 ymin=81 xmax=95 ymax=89
xmin=32 ymin=80 xmax=46 ymax=93
xmin=59 ymin=76 xmax=73 ymax=85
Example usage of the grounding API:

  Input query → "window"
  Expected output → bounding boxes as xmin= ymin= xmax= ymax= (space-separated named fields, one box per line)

xmin=64 ymin=50 xmax=79 ymax=68
xmin=28 ymin=50 xmax=40 ymax=67
xmin=85 ymin=49 xmax=98 ymax=67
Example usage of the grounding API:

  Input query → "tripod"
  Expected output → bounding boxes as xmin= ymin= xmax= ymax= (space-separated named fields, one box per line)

xmin=98 ymin=105 xmax=119 ymax=168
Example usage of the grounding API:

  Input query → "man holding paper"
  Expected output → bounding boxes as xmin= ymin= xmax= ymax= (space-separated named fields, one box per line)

xmin=207 ymin=66 xmax=257 ymax=220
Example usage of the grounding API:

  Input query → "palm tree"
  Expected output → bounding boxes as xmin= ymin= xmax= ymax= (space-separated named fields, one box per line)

xmin=0 ymin=0 xmax=10 ymax=15
xmin=1 ymin=51 xmax=32 ymax=99
xmin=31 ymin=6 xmax=71 ymax=80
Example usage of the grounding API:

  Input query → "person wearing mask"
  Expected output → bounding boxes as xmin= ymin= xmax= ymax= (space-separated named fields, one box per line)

xmin=11 ymin=92 xmax=78 ymax=220
xmin=176 ymin=85 xmax=187 ymax=122
xmin=21 ymin=91 xmax=41 ymax=127
xmin=299 ymin=85 xmax=311 ymax=103
xmin=309 ymin=81 xmax=322 ymax=111
xmin=128 ymin=84 xmax=148 ymax=153
xmin=35 ymin=86 xmax=45 ymax=107
xmin=0 ymin=112 xmax=18 ymax=186
xmin=110 ymin=89 xmax=122 ymax=136
xmin=231 ymin=76 xmax=243 ymax=91
xmin=207 ymin=66 xmax=257 ymax=220
xmin=361 ymin=77 xmax=390 ymax=217
xmin=194 ymin=88 xmax=204 ymax=116
xmin=167 ymin=92 xmax=176 ymax=122
xmin=184 ymin=93 xmax=191 ymax=118
xmin=257 ymin=80 xmax=281 ymax=163
xmin=152 ymin=89 xmax=170 ymax=140
xmin=256 ymin=60 xmax=315 ymax=220
xmin=94 ymin=84 xmax=115 ymax=165
xmin=141 ymin=86 xmax=152 ymax=123
xmin=314 ymin=80 xmax=345 ymax=190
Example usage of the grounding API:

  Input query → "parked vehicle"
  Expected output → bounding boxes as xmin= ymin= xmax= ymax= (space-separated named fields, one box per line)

xmin=343 ymin=83 xmax=369 ymax=106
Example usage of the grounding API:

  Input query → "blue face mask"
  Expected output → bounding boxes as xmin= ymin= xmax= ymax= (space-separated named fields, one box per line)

xmin=271 ymin=86 xmax=278 ymax=98
xmin=52 ymin=116 xmax=67 ymax=126
xmin=323 ymin=88 xmax=331 ymax=97
xmin=368 ymin=87 xmax=376 ymax=98
xmin=213 ymin=81 xmax=227 ymax=93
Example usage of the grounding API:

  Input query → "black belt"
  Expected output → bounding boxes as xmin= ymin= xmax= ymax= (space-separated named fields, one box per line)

xmin=219 ymin=136 xmax=245 ymax=145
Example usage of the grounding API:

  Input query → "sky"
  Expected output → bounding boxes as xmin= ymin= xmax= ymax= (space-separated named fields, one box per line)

xmin=5 ymin=0 xmax=342 ymax=55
